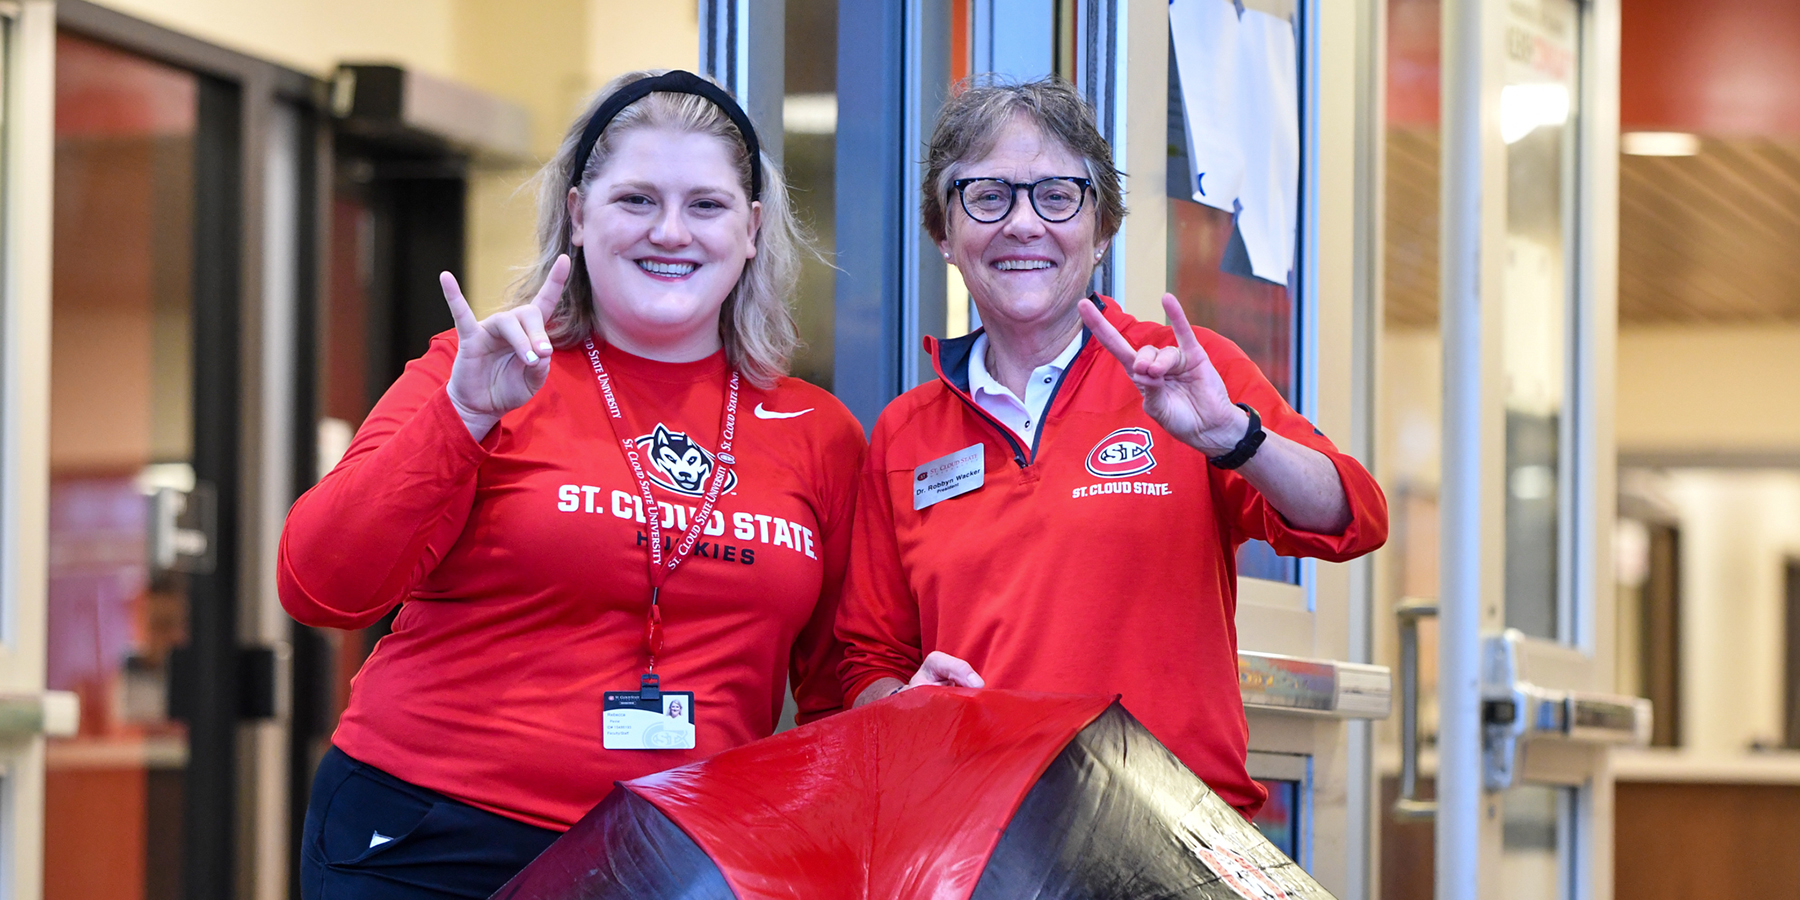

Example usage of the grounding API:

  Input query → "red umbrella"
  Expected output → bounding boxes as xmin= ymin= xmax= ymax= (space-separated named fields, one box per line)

xmin=493 ymin=688 xmax=1331 ymax=899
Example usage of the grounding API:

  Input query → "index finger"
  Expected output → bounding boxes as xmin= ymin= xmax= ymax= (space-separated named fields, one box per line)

xmin=440 ymin=271 xmax=479 ymax=341
xmin=1076 ymin=298 xmax=1141 ymax=370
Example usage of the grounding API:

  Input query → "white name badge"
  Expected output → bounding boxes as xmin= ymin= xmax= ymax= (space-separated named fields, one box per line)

xmin=602 ymin=690 xmax=697 ymax=750
xmin=913 ymin=443 xmax=985 ymax=511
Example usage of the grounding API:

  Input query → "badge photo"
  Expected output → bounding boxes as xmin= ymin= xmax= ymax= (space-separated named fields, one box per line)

xmin=602 ymin=690 xmax=697 ymax=750
xmin=1084 ymin=427 xmax=1157 ymax=478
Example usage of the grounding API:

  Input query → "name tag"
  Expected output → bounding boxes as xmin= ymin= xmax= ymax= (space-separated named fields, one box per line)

xmin=913 ymin=443 xmax=985 ymax=511
xmin=602 ymin=690 xmax=697 ymax=750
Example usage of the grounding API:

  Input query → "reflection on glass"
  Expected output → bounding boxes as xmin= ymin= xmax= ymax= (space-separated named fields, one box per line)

xmin=1501 ymin=0 xmax=1579 ymax=642
xmin=1167 ymin=0 xmax=1302 ymax=584
xmin=47 ymin=31 xmax=197 ymax=900
xmin=1501 ymin=785 xmax=1574 ymax=900
xmin=1376 ymin=0 xmax=1443 ymax=893
xmin=1251 ymin=778 xmax=1301 ymax=862
xmin=784 ymin=1 xmax=839 ymax=389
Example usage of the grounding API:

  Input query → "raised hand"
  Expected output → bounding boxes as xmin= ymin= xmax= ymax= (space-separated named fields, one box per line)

xmin=1077 ymin=293 xmax=1248 ymax=457
xmin=441 ymin=254 xmax=571 ymax=441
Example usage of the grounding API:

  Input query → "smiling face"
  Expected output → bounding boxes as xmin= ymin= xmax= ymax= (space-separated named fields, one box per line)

xmin=939 ymin=116 xmax=1108 ymax=338
xmin=569 ymin=126 xmax=760 ymax=361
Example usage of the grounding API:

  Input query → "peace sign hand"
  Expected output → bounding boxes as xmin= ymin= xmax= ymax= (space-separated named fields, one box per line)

xmin=441 ymin=254 xmax=572 ymax=442
xmin=1077 ymin=293 xmax=1249 ymax=457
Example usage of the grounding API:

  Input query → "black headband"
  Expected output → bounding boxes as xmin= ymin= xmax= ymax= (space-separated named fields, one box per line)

xmin=569 ymin=70 xmax=763 ymax=201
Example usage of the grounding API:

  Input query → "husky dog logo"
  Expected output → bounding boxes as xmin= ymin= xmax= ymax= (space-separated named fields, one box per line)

xmin=1084 ymin=427 xmax=1157 ymax=478
xmin=635 ymin=424 xmax=739 ymax=497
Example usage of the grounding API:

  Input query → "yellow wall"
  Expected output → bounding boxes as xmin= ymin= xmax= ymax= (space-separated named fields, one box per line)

xmin=1616 ymin=325 xmax=1800 ymax=458
xmin=89 ymin=0 xmax=458 ymax=78
xmin=90 ymin=0 xmax=700 ymax=314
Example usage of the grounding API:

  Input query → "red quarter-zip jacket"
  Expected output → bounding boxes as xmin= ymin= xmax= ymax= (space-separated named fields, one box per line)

xmin=836 ymin=297 xmax=1388 ymax=816
xmin=279 ymin=333 xmax=865 ymax=830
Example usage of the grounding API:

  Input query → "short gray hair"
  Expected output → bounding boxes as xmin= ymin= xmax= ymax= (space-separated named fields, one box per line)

xmin=510 ymin=70 xmax=802 ymax=389
xmin=922 ymin=75 xmax=1126 ymax=244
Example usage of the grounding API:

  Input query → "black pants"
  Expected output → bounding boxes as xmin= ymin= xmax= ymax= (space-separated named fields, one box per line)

xmin=300 ymin=746 xmax=561 ymax=900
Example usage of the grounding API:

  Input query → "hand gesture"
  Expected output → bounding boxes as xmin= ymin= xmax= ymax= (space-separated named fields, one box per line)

xmin=441 ymin=254 xmax=571 ymax=441
xmin=904 ymin=651 xmax=985 ymax=691
xmin=1077 ymin=293 xmax=1248 ymax=457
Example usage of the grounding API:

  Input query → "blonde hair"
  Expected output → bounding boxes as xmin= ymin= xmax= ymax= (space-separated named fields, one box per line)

xmin=510 ymin=69 xmax=801 ymax=388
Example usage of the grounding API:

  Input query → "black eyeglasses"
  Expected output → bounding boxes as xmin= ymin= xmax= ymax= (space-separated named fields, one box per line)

xmin=950 ymin=176 xmax=1093 ymax=224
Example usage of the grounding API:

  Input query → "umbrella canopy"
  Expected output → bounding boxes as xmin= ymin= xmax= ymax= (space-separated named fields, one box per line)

xmin=493 ymin=688 xmax=1332 ymax=900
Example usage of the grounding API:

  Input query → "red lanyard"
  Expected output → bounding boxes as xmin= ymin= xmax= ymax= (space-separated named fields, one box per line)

xmin=584 ymin=339 xmax=740 ymax=674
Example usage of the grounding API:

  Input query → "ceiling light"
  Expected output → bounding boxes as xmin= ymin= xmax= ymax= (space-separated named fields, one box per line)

xmin=1621 ymin=131 xmax=1700 ymax=156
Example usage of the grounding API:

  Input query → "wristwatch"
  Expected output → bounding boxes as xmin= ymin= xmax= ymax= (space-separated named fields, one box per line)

xmin=1206 ymin=403 xmax=1266 ymax=470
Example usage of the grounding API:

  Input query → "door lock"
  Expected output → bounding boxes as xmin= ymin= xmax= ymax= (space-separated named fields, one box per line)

xmin=1481 ymin=630 xmax=1654 ymax=791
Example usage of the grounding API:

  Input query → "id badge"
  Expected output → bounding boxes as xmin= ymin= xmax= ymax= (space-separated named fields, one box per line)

xmin=913 ymin=443 xmax=985 ymax=510
xmin=602 ymin=690 xmax=697 ymax=750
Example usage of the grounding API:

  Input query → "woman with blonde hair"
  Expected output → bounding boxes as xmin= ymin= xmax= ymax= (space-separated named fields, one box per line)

xmin=281 ymin=70 xmax=865 ymax=899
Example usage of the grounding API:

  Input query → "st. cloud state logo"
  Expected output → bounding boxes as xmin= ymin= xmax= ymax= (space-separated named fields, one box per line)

xmin=636 ymin=423 xmax=739 ymax=497
xmin=1084 ymin=427 xmax=1157 ymax=478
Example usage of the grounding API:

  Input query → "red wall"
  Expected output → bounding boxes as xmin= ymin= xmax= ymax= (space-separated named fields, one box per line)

xmin=1622 ymin=0 xmax=1800 ymax=135
xmin=1389 ymin=0 xmax=1800 ymax=136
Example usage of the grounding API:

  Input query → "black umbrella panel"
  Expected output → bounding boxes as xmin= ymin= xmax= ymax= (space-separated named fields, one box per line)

xmin=494 ymin=688 xmax=1335 ymax=900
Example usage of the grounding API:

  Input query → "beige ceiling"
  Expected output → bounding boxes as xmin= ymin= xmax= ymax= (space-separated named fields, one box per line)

xmin=1382 ymin=127 xmax=1800 ymax=328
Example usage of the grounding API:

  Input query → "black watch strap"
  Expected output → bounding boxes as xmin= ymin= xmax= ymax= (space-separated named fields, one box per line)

xmin=1207 ymin=403 xmax=1266 ymax=470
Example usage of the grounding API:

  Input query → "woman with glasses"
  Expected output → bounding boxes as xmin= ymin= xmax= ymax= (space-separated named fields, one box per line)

xmin=835 ymin=77 xmax=1387 ymax=819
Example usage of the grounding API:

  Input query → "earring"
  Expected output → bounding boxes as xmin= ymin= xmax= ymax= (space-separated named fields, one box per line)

xmin=942 ymin=252 xmax=950 ymax=260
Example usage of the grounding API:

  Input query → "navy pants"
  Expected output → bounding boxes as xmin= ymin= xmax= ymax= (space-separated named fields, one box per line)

xmin=300 ymin=746 xmax=561 ymax=900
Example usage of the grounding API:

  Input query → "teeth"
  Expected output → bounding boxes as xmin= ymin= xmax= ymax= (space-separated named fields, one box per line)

xmin=995 ymin=259 xmax=1053 ymax=271
xmin=639 ymin=260 xmax=697 ymax=277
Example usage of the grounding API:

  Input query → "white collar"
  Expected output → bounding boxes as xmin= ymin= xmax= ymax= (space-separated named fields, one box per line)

xmin=968 ymin=328 xmax=1084 ymax=402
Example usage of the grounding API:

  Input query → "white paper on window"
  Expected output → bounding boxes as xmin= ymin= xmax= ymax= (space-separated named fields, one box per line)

xmin=1169 ymin=0 xmax=1300 ymax=285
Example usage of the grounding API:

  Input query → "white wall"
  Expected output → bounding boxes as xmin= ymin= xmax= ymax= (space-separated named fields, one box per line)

xmin=1639 ymin=469 xmax=1800 ymax=754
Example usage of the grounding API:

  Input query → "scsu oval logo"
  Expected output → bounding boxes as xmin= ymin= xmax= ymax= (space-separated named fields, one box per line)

xmin=1084 ymin=427 xmax=1157 ymax=478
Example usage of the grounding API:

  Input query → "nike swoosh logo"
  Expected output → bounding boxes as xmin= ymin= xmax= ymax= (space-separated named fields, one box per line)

xmin=754 ymin=403 xmax=814 ymax=419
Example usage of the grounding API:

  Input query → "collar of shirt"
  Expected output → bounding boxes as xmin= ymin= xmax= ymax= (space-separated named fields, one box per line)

xmin=967 ymin=329 xmax=1084 ymax=447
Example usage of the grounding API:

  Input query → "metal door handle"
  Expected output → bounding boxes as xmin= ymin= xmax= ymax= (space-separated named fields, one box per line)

xmin=1393 ymin=597 xmax=1438 ymax=820
xmin=1481 ymin=630 xmax=1653 ymax=790
xmin=147 ymin=482 xmax=216 ymax=576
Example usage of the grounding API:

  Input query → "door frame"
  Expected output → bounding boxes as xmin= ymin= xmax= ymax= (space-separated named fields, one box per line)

xmin=0 ymin=2 xmax=60 ymax=894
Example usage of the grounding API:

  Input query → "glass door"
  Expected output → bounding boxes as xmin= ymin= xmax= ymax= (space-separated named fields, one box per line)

xmin=44 ymin=30 xmax=200 ymax=900
xmin=1424 ymin=0 xmax=1642 ymax=897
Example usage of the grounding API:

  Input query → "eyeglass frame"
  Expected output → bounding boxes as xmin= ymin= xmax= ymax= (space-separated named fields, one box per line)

xmin=949 ymin=176 xmax=1094 ymax=225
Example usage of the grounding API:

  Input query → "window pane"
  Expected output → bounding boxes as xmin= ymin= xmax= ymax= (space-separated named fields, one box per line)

xmin=1167 ymin=0 xmax=1302 ymax=584
xmin=1501 ymin=785 xmax=1574 ymax=900
xmin=47 ymin=31 xmax=198 ymax=900
xmin=1251 ymin=777 xmax=1302 ymax=862
xmin=784 ymin=0 xmax=838 ymax=390
xmin=1501 ymin=0 xmax=1580 ymax=642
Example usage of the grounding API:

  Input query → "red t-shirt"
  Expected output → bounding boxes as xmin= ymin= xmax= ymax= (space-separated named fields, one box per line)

xmin=279 ymin=333 xmax=865 ymax=830
xmin=836 ymin=298 xmax=1388 ymax=817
